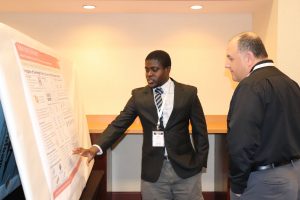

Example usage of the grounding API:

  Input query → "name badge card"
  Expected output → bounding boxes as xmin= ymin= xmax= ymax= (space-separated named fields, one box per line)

xmin=152 ymin=131 xmax=164 ymax=147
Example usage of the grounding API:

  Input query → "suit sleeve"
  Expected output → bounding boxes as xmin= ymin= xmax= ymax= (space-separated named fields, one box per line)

xmin=227 ymin=83 xmax=264 ymax=194
xmin=190 ymin=88 xmax=209 ymax=168
xmin=96 ymin=94 xmax=138 ymax=152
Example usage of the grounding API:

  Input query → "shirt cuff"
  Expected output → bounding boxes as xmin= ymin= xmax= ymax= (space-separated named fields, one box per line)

xmin=92 ymin=144 xmax=103 ymax=155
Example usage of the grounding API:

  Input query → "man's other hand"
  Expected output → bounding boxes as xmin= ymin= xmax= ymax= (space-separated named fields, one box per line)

xmin=72 ymin=146 xmax=99 ymax=165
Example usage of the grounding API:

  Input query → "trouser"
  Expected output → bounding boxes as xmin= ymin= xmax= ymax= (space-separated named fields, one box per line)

xmin=141 ymin=160 xmax=204 ymax=200
xmin=230 ymin=159 xmax=300 ymax=200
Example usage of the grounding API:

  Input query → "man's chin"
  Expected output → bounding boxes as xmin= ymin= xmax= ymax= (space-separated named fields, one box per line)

xmin=147 ymin=83 xmax=157 ymax=88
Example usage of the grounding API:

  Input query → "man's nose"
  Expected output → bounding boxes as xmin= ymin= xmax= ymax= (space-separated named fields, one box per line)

xmin=146 ymin=71 xmax=153 ymax=76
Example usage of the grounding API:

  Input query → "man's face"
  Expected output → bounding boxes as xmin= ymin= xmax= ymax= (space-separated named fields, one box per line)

xmin=225 ymin=39 xmax=249 ymax=82
xmin=145 ymin=59 xmax=170 ymax=88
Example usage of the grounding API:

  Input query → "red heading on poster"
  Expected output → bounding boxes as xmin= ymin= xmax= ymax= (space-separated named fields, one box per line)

xmin=15 ymin=42 xmax=60 ymax=69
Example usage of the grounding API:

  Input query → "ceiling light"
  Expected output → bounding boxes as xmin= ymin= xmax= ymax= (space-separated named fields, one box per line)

xmin=190 ymin=5 xmax=203 ymax=10
xmin=83 ymin=5 xmax=96 ymax=10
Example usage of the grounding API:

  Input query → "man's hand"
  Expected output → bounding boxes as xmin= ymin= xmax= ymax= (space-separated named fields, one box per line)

xmin=72 ymin=146 xmax=99 ymax=165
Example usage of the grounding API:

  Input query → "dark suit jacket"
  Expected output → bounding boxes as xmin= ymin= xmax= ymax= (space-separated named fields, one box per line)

xmin=96 ymin=79 xmax=209 ymax=182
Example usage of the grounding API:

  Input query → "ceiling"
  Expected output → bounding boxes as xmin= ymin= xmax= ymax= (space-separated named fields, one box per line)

xmin=0 ymin=0 xmax=271 ymax=13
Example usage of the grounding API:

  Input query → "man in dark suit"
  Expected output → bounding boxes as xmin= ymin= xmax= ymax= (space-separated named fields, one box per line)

xmin=225 ymin=32 xmax=300 ymax=200
xmin=73 ymin=50 xmax=209 ymax=200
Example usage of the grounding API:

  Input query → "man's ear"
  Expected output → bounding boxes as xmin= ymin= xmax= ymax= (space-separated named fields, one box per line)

xmin=244 ymin=51 xmax=256 ymax=69
xmin=166 ymin=66 xmax=171 ymax=73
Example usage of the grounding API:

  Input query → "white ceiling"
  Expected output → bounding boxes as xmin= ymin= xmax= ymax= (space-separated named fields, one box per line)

xmin=0 ymin=0 xmax=271 ymax=13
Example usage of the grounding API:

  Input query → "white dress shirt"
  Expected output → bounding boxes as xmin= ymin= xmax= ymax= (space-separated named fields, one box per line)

xmin=153 ymin=78 xmax=174 ymax=128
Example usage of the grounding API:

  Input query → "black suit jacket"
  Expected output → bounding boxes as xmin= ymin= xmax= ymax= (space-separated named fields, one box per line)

xmin=96 ymin=79 xmax=209 ymax=182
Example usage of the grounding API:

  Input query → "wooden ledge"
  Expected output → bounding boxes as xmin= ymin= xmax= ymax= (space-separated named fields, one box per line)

xmin=87 ymin=115 xmax=227 ymax=134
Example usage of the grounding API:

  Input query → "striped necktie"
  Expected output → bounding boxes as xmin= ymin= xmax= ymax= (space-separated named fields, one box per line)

xmin=154 ymin=87 xmax=163 ymax=112
xmin=154 ymin=87 xmax=164 ymax=128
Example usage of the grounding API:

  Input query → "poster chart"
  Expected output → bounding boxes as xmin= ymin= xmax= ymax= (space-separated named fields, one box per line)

xmin=0 ymin=23 xmax=93 ymax=200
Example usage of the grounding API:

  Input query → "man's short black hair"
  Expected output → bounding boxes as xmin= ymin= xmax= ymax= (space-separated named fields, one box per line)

xmin=145 ymin=50 xmax=171 ymax=69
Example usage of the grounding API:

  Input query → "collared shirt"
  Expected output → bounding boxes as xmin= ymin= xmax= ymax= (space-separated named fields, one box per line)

xmin=249 ymin=59 xmax=275 ymax=75
xmin=153 ymin=78 xmax=174 ymax=128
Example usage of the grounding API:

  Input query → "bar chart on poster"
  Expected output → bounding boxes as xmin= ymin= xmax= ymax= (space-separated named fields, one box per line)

xmin=0 ymin=23 xmax=93 ymax=200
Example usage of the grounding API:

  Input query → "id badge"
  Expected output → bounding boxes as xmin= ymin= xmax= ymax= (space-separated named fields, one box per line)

xmin=152 ymin=130 xmax=164 ymax=147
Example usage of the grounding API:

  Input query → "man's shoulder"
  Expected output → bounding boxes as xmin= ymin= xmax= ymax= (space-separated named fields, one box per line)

xmin=174 ymin=80 xmax=197 ymax=92
xmin=131 ymin=85 xmax=149 ymax=95
xmin=237 ymin=67 xmax=282 ymax=94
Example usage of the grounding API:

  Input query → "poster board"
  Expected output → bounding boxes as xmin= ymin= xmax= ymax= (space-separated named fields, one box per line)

xmin=0 ymin=23 xmax=93 ymax=200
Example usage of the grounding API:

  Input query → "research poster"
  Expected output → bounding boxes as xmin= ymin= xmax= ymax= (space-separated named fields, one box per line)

xmin=15 ymin=42 xmax=83 ymax=198
xmin=0 ymin=23 xmax=92 ymax=200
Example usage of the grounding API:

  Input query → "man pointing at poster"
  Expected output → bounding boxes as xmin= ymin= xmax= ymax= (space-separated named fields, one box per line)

xmin=73 ymin=50 xmax=209 ymax=200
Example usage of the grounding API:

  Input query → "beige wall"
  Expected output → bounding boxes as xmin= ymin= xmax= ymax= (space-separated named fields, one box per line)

xmin=253 ymin=0 xmax=278 ymax=62
xmin=0 ymin=13 xmax=251 ymax=116
xmin=276 ymin=0 xmax=300 ymax=82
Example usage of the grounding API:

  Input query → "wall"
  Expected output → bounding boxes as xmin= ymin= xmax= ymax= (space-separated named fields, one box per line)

xmin=253 ymin=0 xmax=277 ymax=62
xmin=0 ymin=13 xmax=251 ymax=114
xmin=0 ymin=13 xmax=251 ymax=191
xmin=276 ymin=0 xmax=300 ymax=83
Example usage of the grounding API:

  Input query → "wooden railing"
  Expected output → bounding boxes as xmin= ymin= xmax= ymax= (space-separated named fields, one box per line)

xmin=86 ymin=115 xmax=227 ymax=134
